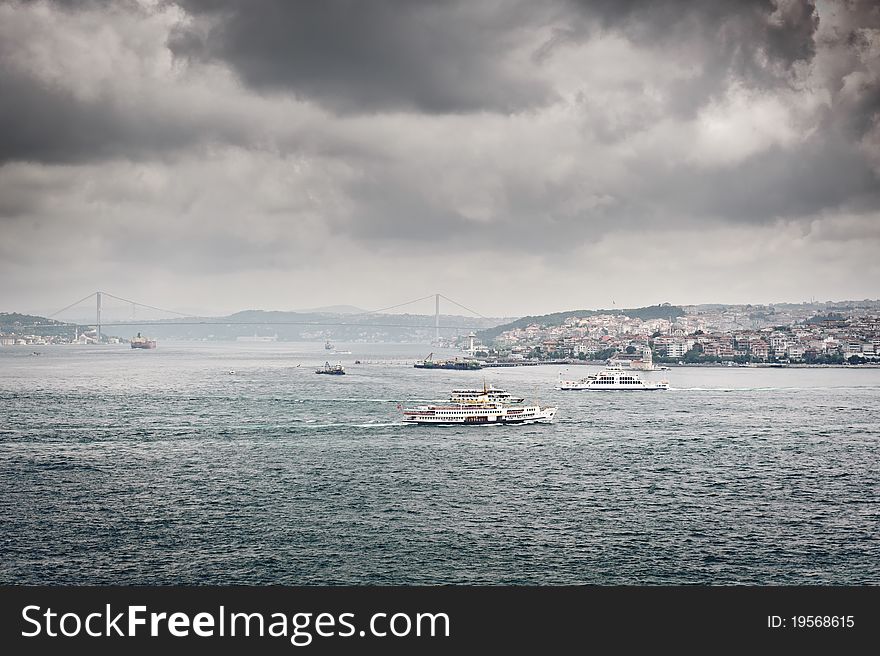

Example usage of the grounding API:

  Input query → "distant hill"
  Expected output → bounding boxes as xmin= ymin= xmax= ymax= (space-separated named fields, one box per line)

xmin=477 ymin=304 xmax=686 ymax=342
xmin=0 ymin=312 xmax=65 ymax=329
xmin=295 ymin=305 xmax=367 ymax=315
xmin=29 ymin=308 xmax=504 ymax=342
xmin=4 ymin=306 xmax=688 ymax=344
xmin=0 ymin=312 xmax=78 ymax=337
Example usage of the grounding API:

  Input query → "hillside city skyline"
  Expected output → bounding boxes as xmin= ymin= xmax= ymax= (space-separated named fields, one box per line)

xmin=4 ymin=298 xmax=879 ymax=364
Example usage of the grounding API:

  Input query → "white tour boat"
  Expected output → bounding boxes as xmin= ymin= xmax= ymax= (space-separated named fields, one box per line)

xmin=401 ymin=385 xmax=556 ymax=425
xmin=556 ymin=364 xmax=669 ymax=391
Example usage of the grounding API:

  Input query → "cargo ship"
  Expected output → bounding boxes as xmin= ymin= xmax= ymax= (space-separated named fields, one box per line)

xmin=130 ymin=332 xmax=157 ymax=349
xmin=413 ymin=353 xmax=482 ymax=370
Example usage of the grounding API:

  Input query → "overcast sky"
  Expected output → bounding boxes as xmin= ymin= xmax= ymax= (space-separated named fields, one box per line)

xmin=1 ymin=0 xmax=878 ymax=318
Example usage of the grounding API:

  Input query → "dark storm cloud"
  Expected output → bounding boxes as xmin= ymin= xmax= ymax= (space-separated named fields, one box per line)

xmin=169 ymin=0 xmax=559 ymax=114
xmin=815 ymin=0 xmax=880 ymax=140
xmin=326 ymin=118 xmax=880 ymax=254
xmin=636 ymin=138 xmax=880 ymax=223
xmin=0 ymin=1 xmax=877 ymax=258
xmin=571 ymin=0 xmax=818 ymax=66
xmin=555 ymin=0 xmax=821 ymax=123
xmin=170 ymin=0 xmax=820 ymax=118
xmin=0 ymin=0 xmax=205 ymax=165
xmin=0 ymin=67 xmax=197 ymax=166
xmin=0 ymin=0 xmax=336 ymax=167
xmin=2 ymin=0 xmax=869 ymax=168
xmin=1 ymin=0 xmax=879 ymax=314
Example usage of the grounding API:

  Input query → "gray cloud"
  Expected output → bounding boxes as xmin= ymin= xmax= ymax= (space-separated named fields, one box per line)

xmin=571 ymin=0 xmax=818 ymax=64
xmin=812 ymin=1 xmax=880 ymax=136
xmin=0 ymin=66 xmax=203 ymax=165
xmin=1 ymin=0 xmax=879 ymax=315
xmin=169 ymin=0 xmax=559 ymax=114
xmin=169 ymin=0 xmax=823 ymax=117
xmin=550 ymin=0 xmax=822 ymax=127
xmin=0 ymin=0 xmax=203 ymax=165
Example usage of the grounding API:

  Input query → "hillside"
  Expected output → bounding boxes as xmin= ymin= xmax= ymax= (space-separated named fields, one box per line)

xmin=477 ymin=304 xmax=685 ymax=342
xmin=0 ymin=313 xmax=69 ymax=334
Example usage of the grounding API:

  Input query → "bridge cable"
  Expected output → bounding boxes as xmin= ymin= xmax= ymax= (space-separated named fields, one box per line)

xmin=438 ymin=294 xmax=489 ymax=319
xmin=92 ymin=320 xmax=477 ymax=329
xmin=349 ymin=295 xmax=436 ymax=317
xmin=99 ymin=291 xmax=193 ymax=318
xmin=47 ymin=292 xmax=97 ymax=319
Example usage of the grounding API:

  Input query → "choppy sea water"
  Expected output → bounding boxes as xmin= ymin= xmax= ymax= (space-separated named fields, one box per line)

xmin=1 ymin=342 xmax=878 ymax=584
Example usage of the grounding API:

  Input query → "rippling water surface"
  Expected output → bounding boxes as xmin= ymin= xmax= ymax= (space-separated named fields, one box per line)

xmin=2 ymin=342 xmax=878 ymax=584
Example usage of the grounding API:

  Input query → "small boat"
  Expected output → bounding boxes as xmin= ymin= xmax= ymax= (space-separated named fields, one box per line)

xmin=131 ymin=332 xmax=157 ymax=349
xmin=324 ymin=340 xmax=333 ymax=350
xmin=316 ymin=361 xmax=345 ymax=375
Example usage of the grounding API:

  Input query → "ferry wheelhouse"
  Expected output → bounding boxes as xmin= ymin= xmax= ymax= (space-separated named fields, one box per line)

xmin=449 ymin=385 xmax=525 ymax=404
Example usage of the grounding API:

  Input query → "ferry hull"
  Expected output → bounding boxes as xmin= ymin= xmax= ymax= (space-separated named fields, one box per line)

xmin=557 ymin=366 xmax=669 ymax=391
xmin=556 ymin=385 xmax=667 ymax=391
xmin=403 ymin=417 xmax=556 ymax=426
xmin=402 ymin=407 xmax=557 ymax=425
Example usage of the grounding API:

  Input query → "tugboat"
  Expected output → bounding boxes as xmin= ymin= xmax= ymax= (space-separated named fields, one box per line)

xmin=130 ymin=332 xmax=157 ymax=349
xmin=413 ymin=352 xmax=482 ymax=370
xmin=316 ymin=361 xmax=345 ymax=375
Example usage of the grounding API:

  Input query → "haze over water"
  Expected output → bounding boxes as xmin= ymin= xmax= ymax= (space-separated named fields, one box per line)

xmin=2 ymin=342 xmax=878 ymax=584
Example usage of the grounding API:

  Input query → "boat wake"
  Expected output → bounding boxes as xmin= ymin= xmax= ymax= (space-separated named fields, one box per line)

xmin=290 ymin=398 xmax=431 ymax=403
xmin=674 ymin=386 xmax=794 ymax=392
xmin=289 ymin=420 xmax=406 ymax=429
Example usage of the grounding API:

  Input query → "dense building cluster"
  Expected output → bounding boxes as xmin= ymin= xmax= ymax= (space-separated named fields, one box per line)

xmin=493 ymin=302 xmax=880 ymax=364
xmin=0 ymin=330 xmax=112 ymax=346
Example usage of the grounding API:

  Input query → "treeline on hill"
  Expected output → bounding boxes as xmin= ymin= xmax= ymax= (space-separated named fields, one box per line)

xmin=137 ymin=310 xmax=496 ymax=342
xmin=0 ymin=313 xmax=71 ymax=336
xmin=477 ymin=305 xmax=686 ymax=343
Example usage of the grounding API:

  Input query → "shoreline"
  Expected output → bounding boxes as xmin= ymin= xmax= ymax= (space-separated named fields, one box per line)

xmin=485 ymin=360 xmax=880 ymax=369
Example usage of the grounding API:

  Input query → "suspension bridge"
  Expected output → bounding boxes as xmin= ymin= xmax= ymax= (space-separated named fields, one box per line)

xmin=29 ymin=291 xmax=496 ymax=342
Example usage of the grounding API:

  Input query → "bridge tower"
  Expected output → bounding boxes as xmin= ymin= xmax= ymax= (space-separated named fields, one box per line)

xmin=435 ymin=293 xmax=440 ymax=342
xmin=96 ymin=291 xmax=102 ymax=343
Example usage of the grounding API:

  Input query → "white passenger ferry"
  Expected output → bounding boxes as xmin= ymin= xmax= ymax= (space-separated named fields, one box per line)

xmin=556 ymin=364 xmax=669 ymax=391
xmin=401 ymin=385 xmax=556 ymax=425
